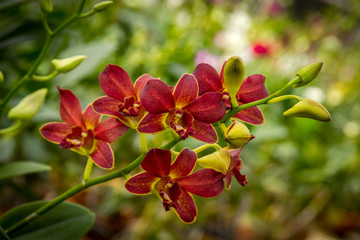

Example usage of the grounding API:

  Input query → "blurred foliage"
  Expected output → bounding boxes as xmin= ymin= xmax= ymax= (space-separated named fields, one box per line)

xmin=1 ymin=0 xmax=360 ymax=239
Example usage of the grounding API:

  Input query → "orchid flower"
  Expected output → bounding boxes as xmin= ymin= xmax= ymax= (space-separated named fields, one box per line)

xmin=224 ymin=148 xmax=248 ymax=189
xmin=125 ymin=148 xmax=224 ymax=223
xmin=40 ymin=86 xmax=127 ymax=169
xmin=193 ymin=62 xmax=269 ymax=125
xmin=137 ymin=74 xmax=226 ymax=143
xmin=92 ymin=64 xmax=157 ymax=128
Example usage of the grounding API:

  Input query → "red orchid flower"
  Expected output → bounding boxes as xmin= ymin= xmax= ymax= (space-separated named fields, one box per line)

xmin=92 ymin=64 xmax=157 ymax=128
xmin=193 ymin=62 xmax=269 ymax=125
xmin=137 ymin=74 xmax=226 ymax=143
xmin=125 ymin=148 xmax=224 ymax=223
xmin=40 ymin=86 xmax=128 ymax=169
xmin=224 ymin=147 xmax=248 ymax=189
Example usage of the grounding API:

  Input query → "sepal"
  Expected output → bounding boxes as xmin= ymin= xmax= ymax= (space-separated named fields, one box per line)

xmin=283 ymin=98 xmax=331 ymax=122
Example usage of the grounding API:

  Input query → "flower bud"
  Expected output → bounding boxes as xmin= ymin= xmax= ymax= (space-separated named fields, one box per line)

xmin=93 ymin=1 xmax=113 ymax=12
xmin=0 ymin=71 xmax=4 ymax=83
xmin=293 ymin=62 xmax=323 ymax=88
xmin=223 ymin=56 xmax=245 ymax=98
xmin=283 ymin=98 xmax=331 ymax=122
xmin=39 ymin=0 xmax=53 ymax=13
xmin=197 ymin=148 xmax=230 ymax=174
xmin=51 ymin=55 xmax=87 ymax=73
xmin=8 ymin=88 xmax=48 ymax=120
xmin=224 ymin=121 xmax=251 ymax=149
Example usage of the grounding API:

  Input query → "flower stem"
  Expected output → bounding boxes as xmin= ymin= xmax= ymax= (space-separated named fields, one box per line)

xmin=5 ymin=138 xmax=180 ymax=236
xmin=0 ymin=120 xmax=22 ymax=135
xmin=220 ymin=76 xmax=301 ymax=123
xmin=267 ymin=95 xmax=303 ymax=104
xmin=140 ymin=133 xmax=147 ymax=153
xmin=193 ymin=143 xmax=222 ymax=154
xmin=82 ymin=157 xmax=93 ymax=184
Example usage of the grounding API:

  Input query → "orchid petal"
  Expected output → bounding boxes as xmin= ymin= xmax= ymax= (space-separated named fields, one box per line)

xmin=125 ymin=172 xmax=159 ymax=194
xmin=233 ymin=105 xmax=265 ymax=125
xmin=173 ymin=190 xmax=197 ymax=223
xmin=92 ymin=96 xmax=128 ymax=123
xmin=57 ymin=86 xmax=84 ymax=127
xmin=224 ymin=173 xmax=232 ymax=189
xmin=82 ymin=104 xmax=101 ymax=130
xmin=170 ymin=148 xmax=197 ymax=179
xmin=237 ymin=74 xmax=269 ymax=103
xmin=99 ymin=64 xmax=136 ymax=100
xmin=134 ymin=74 xmax=158 ymax=99
xmin=137 ymin=113 xmax=168 ymax=133
xmin=89 ymin=140 xmax=114 ymax=169
xmin=190 ymin=120 xmax=218 ymax=143
xmin=173 ymin=74 xmax=198 ymax=108
xmin=40 ymin=122 xmax=70 ymax=143
xmin=193 ymin=63 xmax=223 ymax=95
xmin=140 ymin=80 xmax=175 ymax=114
xmin=231 ymin=168 xmax=248 ymax=186
xmin=184 ymin=92 xmax=226 ymax=123
xmin=141 ymin=148 xmax=171 ymax=177
xmin=177 ymin=169 xmax=224 ymax=197
xmin=94 ymin=117 xmax=128 ymax=143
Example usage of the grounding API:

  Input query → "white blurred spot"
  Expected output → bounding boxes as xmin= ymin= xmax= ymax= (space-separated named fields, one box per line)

xmin=343 ymin=121 xmax=359 ymax=137
xmin=303 ymin=87 xmax=325 ymax=103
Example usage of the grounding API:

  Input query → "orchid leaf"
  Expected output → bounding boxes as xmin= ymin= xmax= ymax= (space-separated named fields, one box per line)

xmin=0 ymin=201 xmax=95 ymax=240
xmin=0 ymin=161 xmax=51 ymax=181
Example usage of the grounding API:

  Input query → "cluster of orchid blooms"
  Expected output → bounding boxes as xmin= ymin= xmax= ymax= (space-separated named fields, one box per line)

xmin=39 ymin=56 xmax=329 ymax=223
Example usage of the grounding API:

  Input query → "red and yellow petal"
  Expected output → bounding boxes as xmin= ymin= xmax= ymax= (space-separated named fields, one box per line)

xmin=57 ymin=86 xmax=84 ymax=127
xmin=176 ymin=169 xmax=224 ymax=197
xmin=89 ymin=140 xmax=114 ymax=169
xmin=125 ymin=172 xmax=159 ymax=194
xmin=184 ymin=92 xmax=226 ymax=123
xmin=141 ymin=148 xmax=171 ymax=178
xmin=193 ymin=63 xmax=223 ymax=95
xmin=170 ymin=148 xmax=197 ymax=179
xmin=233 ymin=105 xmax=265 ymax=125
xmin=134 ymin=74 xmax=158 ymax=99
xmin=140 ymin=80 xmax=175 ymax=114
xmin=94 ymin=117 xmax=128 ymax=143
xmin=137 ymin=113 xmax=168 ymax=134
xmin=224 ymin=173 xmax=232 ymax=190
xmin=172 ymin=190 xmax=197 ymax=223
xmin=82 ymin=104 xmax=101 ymax=130
xmin=237 ymin=74 xmax=269 ymax=103
xmin=40 ymin=122 xmax=70 ymax=143
xmin=173 ymin=74 xmax=198 ymax=108
xmin=190 ymin=120 xmax=218 ymax=143
xmin=92 ymin=96 xmax=129 ymax=123
xmin=99 ymin=64 xmax=136 ymax=100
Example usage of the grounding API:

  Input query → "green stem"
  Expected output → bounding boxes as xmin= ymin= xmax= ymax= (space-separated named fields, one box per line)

xmin=266 ymin=95 xmax=303 ymax=104
xmin=0 ymin=0 xmax=87 ymax=119
xmin=193 ymin=143 xmax=222 ymax=154
xmin=5 ymin=138 xmax=180 ymax=235
xmin=140 ymin=133 xmax=147 ymax=153
xmin=32 ymin=70 xmax=59 ymax=82
xmin=82 ymin=157 xmax=93 ymax=184
xmin=0 ymin=120 xmax=22 ymax=135
xmin=221 ymin=76 xmax=301 ymax=123
xmin=41 ymin=13 xmax=52 ymax=35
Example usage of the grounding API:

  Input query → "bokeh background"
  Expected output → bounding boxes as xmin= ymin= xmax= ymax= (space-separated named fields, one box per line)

xmin=1 ymin=0 xmax=360 ymax=239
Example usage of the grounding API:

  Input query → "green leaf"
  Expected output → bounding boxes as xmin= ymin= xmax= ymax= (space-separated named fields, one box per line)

xmin=0 ymin=161 xmax=51 ymax=181
xmin=0 ymin=225 xmax=11 ymax=240
xmin=0 ymin=201 xmax=95 ymax=240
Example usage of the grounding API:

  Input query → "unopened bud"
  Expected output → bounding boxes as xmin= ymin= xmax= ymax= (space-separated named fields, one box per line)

xmin=51 ymin=55 xmax=87 ymax=73
xmin=0 ymin=71 xmax=4 ymax=83
xmin=8 ymin=88 xmax=48 ymax=120
xmin=39 ymin=0 xmax=53 ymax=13
xmin=223 ymin=56 xmax=245 ymax=98
xmin=283 ymin=98 xmax=331 ymax=122
xmin=224 ymin=121 xmax=251 ymax=149
xmin=93 ymin=1 xmax=113 ymax=12
xmin=197 ymin=148 xmax=230 ymax=174
xmin=293 ymin=62 xmax=323 ymax=88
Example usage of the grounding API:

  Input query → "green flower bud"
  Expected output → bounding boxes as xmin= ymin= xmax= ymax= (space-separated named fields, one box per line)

xmin=8 ymin=89 xmax=48 ymax=120
xmin=293 ymin=62 xmax=323 ymax=88
xmin=224 ymin=121 xmax=251 ymax=149
xmin=283 ymin=98 xmax=331 ymax=122
xmin=197 ymin=148 xmax=230 ymax=174
xmin=51 ymin=55 xmax=87 ymax=73
xmin=0 ymin=71 xmax=4 ymax=83
xmin=93 ymin=1 xmax=113 ymax=12
xmin=223 ymin=56 xmax=245 ymax=98
xmin=39 ymin=0 xmax=53 ymax=13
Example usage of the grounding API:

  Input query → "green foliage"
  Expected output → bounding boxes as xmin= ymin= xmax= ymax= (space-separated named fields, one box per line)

xmin=0 ymin=201 xmax=95 ymax=240
xmin=0 ymin=161 xmax=51 ymax=181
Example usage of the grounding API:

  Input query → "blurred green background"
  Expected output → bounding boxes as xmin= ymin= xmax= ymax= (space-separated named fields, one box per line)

xmin=1 ymin=0 xmax=359 ymax=239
